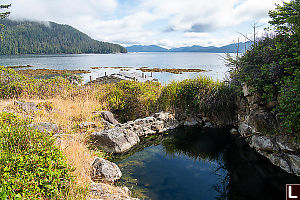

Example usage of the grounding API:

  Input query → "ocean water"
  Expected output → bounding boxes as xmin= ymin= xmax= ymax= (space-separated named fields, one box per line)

xmin=0 ymin=52 xmax=230 ymax=84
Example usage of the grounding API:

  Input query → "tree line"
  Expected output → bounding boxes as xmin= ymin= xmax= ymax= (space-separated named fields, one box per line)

xmin=0 ymin=19 xmax=127 ymax=55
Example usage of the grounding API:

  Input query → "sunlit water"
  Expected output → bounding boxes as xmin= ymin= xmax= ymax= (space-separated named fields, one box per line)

xmin=0 ymin=52 xmax=230 ymax=84
xmin=112 ymin=127 xmax=300 ymax=200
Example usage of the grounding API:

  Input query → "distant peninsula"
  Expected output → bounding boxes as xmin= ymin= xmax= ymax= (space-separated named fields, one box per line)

xmin=127 ymin=42 xmax=252 ymax=53
xmin=0 ymin=19 xmax=127 ymax=55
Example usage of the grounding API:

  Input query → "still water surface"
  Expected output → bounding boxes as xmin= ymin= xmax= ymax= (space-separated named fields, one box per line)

xmin=112 ymin=127 xmax=300 ymax=200
xmin=0 ymin=52 xmax=229 ymax=83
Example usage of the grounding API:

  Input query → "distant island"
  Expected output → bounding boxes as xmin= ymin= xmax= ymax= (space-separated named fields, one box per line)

xmin=127 ymin=42 xmax=252 ymax=53
xmin=0 ymin=19 xmax=127 ymax=55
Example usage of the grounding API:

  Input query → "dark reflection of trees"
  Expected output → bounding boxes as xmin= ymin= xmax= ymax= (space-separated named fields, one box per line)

xmin=160 ymin=127 xmax=300 ymax=200
xmin=161 ymin=126 xmax=230 ymax=162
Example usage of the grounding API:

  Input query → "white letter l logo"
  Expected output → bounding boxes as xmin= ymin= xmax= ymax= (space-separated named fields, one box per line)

xmin=289 ymin=186 xmax=298 ymax=199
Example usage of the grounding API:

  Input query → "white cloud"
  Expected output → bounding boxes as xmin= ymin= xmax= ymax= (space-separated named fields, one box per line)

xmin=3 ymin=0 xmax=285 ymax=48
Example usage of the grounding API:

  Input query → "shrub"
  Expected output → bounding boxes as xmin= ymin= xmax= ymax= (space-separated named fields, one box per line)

xmin=276 ymin=69 xmax=300 ymax=138
xmin=157 ymin=77 xmax=236 ymax=123
xmin=0 ymin=112 xmax=73 ymax=199
xmin=102 ymin=81 xmax=162 ymax=122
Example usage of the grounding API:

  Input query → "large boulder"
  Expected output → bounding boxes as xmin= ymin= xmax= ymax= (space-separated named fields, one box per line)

xmin=91 ymin=157 xmax=122 ymax=182
xmin=91 ymin=127 xmax=140 ymax=153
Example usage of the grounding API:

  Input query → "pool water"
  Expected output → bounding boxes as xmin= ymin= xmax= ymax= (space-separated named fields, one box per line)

xmin=112 ymin=127 xmax=300 ymax=200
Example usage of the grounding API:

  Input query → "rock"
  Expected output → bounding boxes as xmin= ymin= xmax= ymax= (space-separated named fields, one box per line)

xmin=268 ymin=153 xmax=292 ymax=173
xmin=242 ymin=84 xmax=250 ymax=97
xmin=249 ymin=110 xmax=276 ymax=133
xmin=250 ymin=135 xmax=278 ymax=152
xmin=238 ymin=123 xmax=252 ymax=137
xmin=153 ymin=112 xmax=169 ymax=121
xmin=91 ymin=157 xmax=122 ymax=182
xmin=276 ymin=137 xmax=298 ymax=152
xmin=79 ymin=122 xmax=96 ymax=129
xmin=230 ymin=128 xmax=239 ymax=135
xmin=151 ymin=121 xmax=164 ymax=132
xmin=100 ymin=111 xmax=119 ymax=125
xmin=91 ymin=127 xmax=140 ymax=153
xmin=204 ymin=122 xmax=213 ymax=128
xmin=29 ymin=122 xmax=59 ymax=133
xmin=183 ymin=117 xmax=199 ymax=126
xmin=89 ymin=182 xmax=139 ymax=200
xmin=15 ymin=101 xmax=38 ymax=112
xmin=287 ymin=154 xmax=300 ymax=176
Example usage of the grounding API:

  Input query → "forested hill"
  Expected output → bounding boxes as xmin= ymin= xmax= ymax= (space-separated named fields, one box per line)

xmin=0 ymin=19 xmax=127 ymax=55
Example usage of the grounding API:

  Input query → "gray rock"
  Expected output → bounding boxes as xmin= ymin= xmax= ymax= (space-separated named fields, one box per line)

xmin=100 ymin=111 xmax=119 ymax=125
xmin=251 ymin=135 xmax=278 ymax=152
xmin=238 ymin=123 xmax=252 ymax=137
xmin=151 ymin=121 xmax=164 ymax=132
xmin=183 ymin=117 xmax=199 ymax=126
xmin=230 ymin=128 xmax=239 ymax=135
xmin=242 ymin=84 xmax=250 ymax=97
xmin=79 ymin=122 xmax=96 ymax=129
xmin=276 ymin=137 xmax=298 ymax=152
xmin=15 ymin=101 xmax=38 ymax=112
xmin=287 ymin=154 xmax=300 ymax=176
xmin=204 ymin=122 xmax=213 ymax=128
xmin=91 ymin=157 xmax=122 ymax=182
xmin=268 ymin=153 xmax=292 ymax=173
xmin=29 ymin=122 xmax=59 ymax=133
xmin=153 ymin=112 xmax=169 ymax=121
xmin=91 ymin=127 xmax=140 ymax=153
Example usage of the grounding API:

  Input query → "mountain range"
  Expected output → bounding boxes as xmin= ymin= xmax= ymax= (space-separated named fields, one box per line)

xmin=0 ymin=19 xmax=127 ymax=55
xmin=127 ymin=42 xmax=253 ymax=53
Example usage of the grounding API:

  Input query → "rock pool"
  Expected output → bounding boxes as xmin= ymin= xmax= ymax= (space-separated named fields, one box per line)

xmin=111 ymin=127 xmax=300 ymax=200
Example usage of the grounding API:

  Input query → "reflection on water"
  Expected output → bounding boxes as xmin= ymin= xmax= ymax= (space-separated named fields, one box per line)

xmin=113 ymin=127 xmax=300 ymax=200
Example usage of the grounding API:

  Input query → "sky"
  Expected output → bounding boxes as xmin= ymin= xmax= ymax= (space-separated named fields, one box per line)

xmin=2 ymin=0 xmax=287 ymax=48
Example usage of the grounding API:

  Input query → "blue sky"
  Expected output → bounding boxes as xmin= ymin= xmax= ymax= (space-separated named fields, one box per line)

xmin=4 ymin=0 xmax=286 ymax=48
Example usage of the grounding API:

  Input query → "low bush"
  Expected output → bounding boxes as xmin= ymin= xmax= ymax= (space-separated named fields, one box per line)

xmin=157 ymin=77 xmax=236 ymax=123
xmin=101 ymin=81 xmax=162 ymax=122
xmin=0 ymin=112 xmax=73 ymax=199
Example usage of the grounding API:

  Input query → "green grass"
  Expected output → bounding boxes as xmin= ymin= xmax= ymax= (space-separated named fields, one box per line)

xmin=0 ymin=112 xmax=73 ymax=199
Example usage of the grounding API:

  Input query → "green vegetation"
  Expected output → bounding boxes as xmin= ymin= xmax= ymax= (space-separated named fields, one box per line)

xmin=228 ymin=0 xmax=299 ymax=138
xmin=0 ymin=66 xmax=77 ymax=99
xmin=157 ymin=77 xmax=236 ymax=124
xmin=0 ymin=19 xmax=127 ymax=55
xmin=0 ymin=112 xmax=72 ymax=199
xmin=102 ymin=81 xmax=162 ymax=122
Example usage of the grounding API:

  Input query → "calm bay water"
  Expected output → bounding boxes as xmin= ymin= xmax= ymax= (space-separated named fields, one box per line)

xmin=0 ymin=52 xmax=229 ymax=84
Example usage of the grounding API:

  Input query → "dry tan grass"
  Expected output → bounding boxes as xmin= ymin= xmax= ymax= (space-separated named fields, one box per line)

xmin=56 ymin=134 xmax=93 ymax=199
xmin=0 ymin=85 xmax=131 ymax=199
